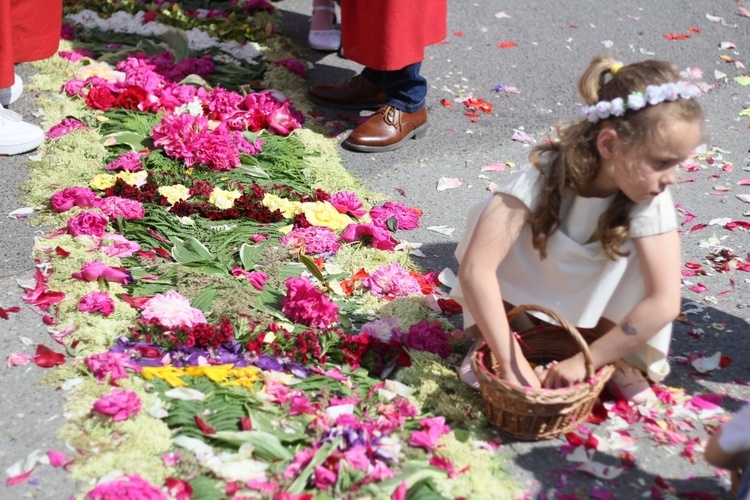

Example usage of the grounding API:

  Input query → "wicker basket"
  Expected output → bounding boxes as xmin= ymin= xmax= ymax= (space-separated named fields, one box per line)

xmin=470 ymin=304 xmax=615 ymax=440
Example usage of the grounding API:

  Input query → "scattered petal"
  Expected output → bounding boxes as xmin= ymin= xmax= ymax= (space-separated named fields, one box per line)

xmin=691 ymin=351 xmax=722 ymax=373
xmin=426 ymin=225 xmax=455 ymax=236
xmin=495 ymin=11 xmax=511 ymax=18
xmin=497 ymin=41 xmax=518 ymax=49
xmin=437 ymin=177 xmax=464 ymax=191
xmin=579 ymin=461 xmax=623 ymax=480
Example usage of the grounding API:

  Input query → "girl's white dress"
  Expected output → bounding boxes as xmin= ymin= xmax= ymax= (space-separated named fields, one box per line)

xmin=450 ymin=167 xmax=678 ymax=382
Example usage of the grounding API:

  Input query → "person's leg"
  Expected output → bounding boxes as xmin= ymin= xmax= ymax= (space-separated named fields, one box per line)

xmin=308 ymin=0 xmax=340 ymax=51
xmin=343 ymin=62 xmax=429 ymax=153
xmin=361 ymin=63 xmax=427 ymax=113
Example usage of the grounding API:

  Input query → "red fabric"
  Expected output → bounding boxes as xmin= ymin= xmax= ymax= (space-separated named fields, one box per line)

xmin=340 ymin=0 xmax=447 ymax=71
xmin=0 ymin=0 xmax=63 ymax=87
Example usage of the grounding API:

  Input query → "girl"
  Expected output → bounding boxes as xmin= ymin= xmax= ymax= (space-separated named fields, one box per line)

xmin=451 ymin=56 xmax=705 ymax=403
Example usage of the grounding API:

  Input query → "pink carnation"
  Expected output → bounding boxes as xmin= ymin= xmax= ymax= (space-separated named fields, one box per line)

xmin=98 ymin=196 xmax=145 ymax=220
xmin=72 ymin=260 xmax=131 ymax=283
xmin=280 ymin=226 xmax=341 ymax=254
xmin=86 ymin=474 xmax=165 ymax=500
xmin=370 ymin=201 xmax=421 ymax=230
xmin=92 ymin=388 xmax=142 ymax=422
xmin=101 ymin=234 xmax=141 ymax=258
xmin=273 ymin=58 xmax=308 ymax=78
xmin=66 ymin=210 xmax=109 ymax=237
xmin=85 ymin=351 xmax=141 ymax=381
xmin=51 ymin=186 xmax=99 ymax=212
xmin=231 ymin=267 xmax=268 ymax=290
xmin=78 ymin=291 xmax=116 ymax=317
xmin=267 ymin=100 xmax=303 ymax=136
xmin=329 ymin=191 xmax=367 ymax=217
xmin=281 ymin=277 xmax=339 ymax=328
xmin=404 ymin=320 xmax=453 ymax=359
xmin=408 ymin=416 xmax=451 ymax=451
xmin=362 ymin=262 xmax=422 ymax=299
xmin=105 ymin=151 xmax=145 ymax=172
xmin=141 ymin=290 xmax=207 ymax=329
xmin=340 ymin=223 xmax=397 ymax=251
xmin=46 ymin=117 xmax=88 ymax=139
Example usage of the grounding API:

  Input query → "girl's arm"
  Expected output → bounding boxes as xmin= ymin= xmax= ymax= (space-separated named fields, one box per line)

xmin=457 ymin=193 xmax=540 ymax=388
xmin=543 ymin=229 xmax=681 ymax=388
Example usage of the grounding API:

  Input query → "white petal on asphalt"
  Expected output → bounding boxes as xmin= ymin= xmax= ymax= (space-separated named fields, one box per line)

xmin=579 ymin=461 xmax=623 ymax=480
xmin=735 ymin=194 xmax=750 ymax=203
xmin=438 ymin=267 xmax=457 ymax=288
xmin=437 ymin=177 xmax=464 ymax=191
xmin=7 ymin=207 xmax=35 ymax=218
xmin=691 ymin=351 xmax=722 ymax=373
xmin=426 ymin=225 xmax=455 ymax=236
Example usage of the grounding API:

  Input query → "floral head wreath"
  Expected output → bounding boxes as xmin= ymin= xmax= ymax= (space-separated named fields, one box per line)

xmin=578 ymin=80 xmax=702 ymax=123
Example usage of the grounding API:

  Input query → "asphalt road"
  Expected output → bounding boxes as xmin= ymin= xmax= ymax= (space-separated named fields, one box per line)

xmin=1 ymin=0 xmax=749 ymax=498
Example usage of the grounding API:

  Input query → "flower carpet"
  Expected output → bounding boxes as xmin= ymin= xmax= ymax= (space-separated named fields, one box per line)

xmin=4 ymin=1 xmax=519 ymax=498
xmin=4 ymin=1 xmax=750 ymax=499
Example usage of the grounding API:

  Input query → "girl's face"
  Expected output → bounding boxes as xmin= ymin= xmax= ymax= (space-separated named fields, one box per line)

xmin=610 ymin=119 xmax=702 ymax=204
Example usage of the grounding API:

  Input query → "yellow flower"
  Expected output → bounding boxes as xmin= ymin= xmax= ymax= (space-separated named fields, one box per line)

xmin=262 ymin=194 xmax=303 ymax=219
xmin=158 ymin=184 xmax=191 ymax=204
xmin=225 ymin=378 xmax=260 ymax=390
xmin=141 ymin=366 xmax=188 ymax=387
xmin=278 ymin=224 xmax=293 ymax=235
xmin=74 ymin=62 xmax=126 ymax=83
xmin=90 ymin=173 xmax=116 ymax=190
xmin=208 ymin=187 xmax=242 ymax=210
xmin=302 ymin=201 xmax=352 ymax=231
xmin=116 ymin=170 xmax=148 ymax=187
xmin=229 ymin=366 xmax=261 ymax=380
xmin=184 ymin=365 xmax=233 ymax=383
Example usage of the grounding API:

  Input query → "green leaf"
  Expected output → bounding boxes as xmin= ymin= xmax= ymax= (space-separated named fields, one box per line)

xmin=453 ymin=427 xmax=471 ymax=443
xmin=236 ymin=160 xmax=271 ymax=179
xmin=157 ymin=29 xmax=190 ymax=62
xmin=188 ymin=476 xmax=225 ymax=500
xmin=277 ymin=263 xmax=306 ymax=280
xmin=191 ymin=288 xmax=217 ymax=313
xmin=171 ymin=237 xmax=216 ymax=264
xmin=386 ymin=216 xmax=399 ymax=232
xmin=299 ymin=252 xmax=326 ymax=284
xmin=253 ymin=287 xmax=287 ymax=320
xmin=734 ymin=75 xmax=750 ymax=87
xmin=211 ymin=430 xmax=293 ymax=461
xmin=101 ymin=131 xmax=151 ymax=151
xmin=740 ymin=108 xmax=750 ymax=117
xmin=178 ymin=74 xmax=214 ymax=90
xmin=239 ymin=240 xmax=272 ymax=269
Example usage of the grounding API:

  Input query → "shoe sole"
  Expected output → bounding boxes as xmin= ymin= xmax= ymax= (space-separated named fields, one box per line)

xmin=0 ymin=135 xmax=44 ymax=156
xmin=308 ymin=95 xmax=385 ymax=111
xmin=343 ymin=122 xmax=429 ymax=153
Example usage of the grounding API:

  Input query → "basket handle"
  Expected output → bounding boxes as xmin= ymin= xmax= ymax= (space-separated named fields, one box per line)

xmin=507 ymin=304 xmax=595 ymax=379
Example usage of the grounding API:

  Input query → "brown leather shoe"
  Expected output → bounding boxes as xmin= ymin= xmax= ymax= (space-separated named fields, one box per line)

xmin=343 ymin=105 xmax=428 ymax=153
xmin=308 ymin=74 xmax=386 ymax=110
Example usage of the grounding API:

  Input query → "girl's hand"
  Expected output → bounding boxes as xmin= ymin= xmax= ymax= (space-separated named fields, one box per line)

xmin=539 ymin=353 xmax=588 ymax=389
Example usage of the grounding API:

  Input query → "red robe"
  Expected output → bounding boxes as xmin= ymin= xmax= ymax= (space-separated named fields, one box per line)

xmin=0 ymin=0 xmax=63 ymax=87
xmin=340 ymin=0 xmax=447 ymax=71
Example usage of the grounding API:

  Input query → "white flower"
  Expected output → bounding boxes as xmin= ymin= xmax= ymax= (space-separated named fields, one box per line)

xmin=595 ymin=101 xmax=612 ymax=120
xmin=610 ymin=97 xmax=626 ymax=116
xmin=627 ymin=92 xmax=647 ymax=110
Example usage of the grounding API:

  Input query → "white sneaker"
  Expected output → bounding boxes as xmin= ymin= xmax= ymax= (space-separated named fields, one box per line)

xmin=0 ymin=104 xmax=44 ymax=156
xmin=0 ymin=73 xmax=23 ymax=107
